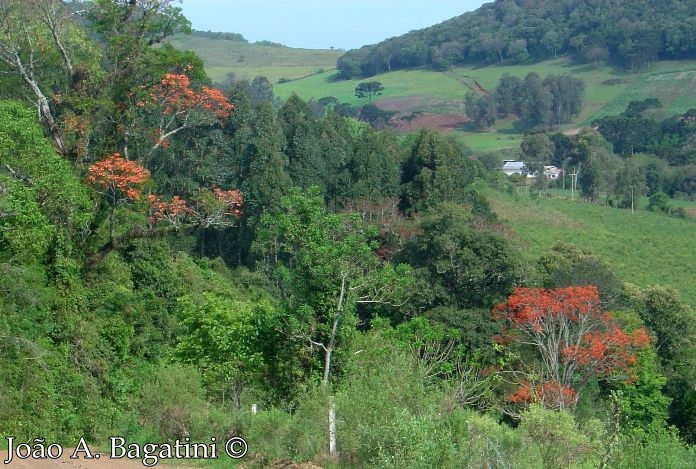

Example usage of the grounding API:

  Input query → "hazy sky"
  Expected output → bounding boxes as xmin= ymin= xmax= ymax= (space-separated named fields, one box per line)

xmin=178 ymin=1 xmax=489 ymax=50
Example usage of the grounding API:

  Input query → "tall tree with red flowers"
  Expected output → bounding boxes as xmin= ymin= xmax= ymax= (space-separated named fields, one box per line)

xmin=86 ymin=153 xmax=243 ymax=269
xmin=86 ymin=152 xmax=149 ymax=241
xmin=126 ymin=71 xmax=234 ymax=162
xmin=494 ymin=286 xmax=651 ymax=410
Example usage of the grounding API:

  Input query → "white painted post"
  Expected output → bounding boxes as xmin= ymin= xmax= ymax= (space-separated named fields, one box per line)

xmin=328 ymin=396 xmax=337 ymax=456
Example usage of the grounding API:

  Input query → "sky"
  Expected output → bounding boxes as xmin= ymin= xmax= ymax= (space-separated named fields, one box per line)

xmin=178 ymin=1 xmax=488 ymax=50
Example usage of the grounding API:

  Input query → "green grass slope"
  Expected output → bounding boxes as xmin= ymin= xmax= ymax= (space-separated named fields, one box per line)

xmin=274 ymin=58 xmax=696 ymax=150
xmin=275 ymin=68 xmax=467 ymax=106
xmin=488 ymin=189 xmax=696 ymax=306
xmin=584 ymin=61 xmax=696 ymax=122
xmin=165 ymin=34 xmax=342 ymax=84
xmin=313 ymin=58 xmax=696 ymax=123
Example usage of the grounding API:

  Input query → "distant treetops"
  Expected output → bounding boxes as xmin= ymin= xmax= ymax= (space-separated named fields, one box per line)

xmin=336 ymin=0 xmax=696 ymax=78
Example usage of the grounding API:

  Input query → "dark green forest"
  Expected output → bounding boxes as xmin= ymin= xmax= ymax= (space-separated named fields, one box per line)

xmin=2 ymin=1 xmax=696 ymax=468
xmin=336 ymin=0 xmax=696 ymax=78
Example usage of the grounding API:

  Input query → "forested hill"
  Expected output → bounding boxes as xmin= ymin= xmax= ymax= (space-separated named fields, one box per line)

xmin=336 ymin=0 xmax=696 ymax=78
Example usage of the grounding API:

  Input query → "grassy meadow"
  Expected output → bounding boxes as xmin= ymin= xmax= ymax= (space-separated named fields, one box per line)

xmin=276 ymin=58 xmax=696 ymax=125
xmin=487 ymin=189 xmax=696 ymax=306
xmin=165 ymin=34 xmax=342 ymax=84
xmin=274 ymin=69 xmax=468 ymax=105
xmin=585 ymin=60 xmax=696 ymax=122
xmin=445 ymin=58 xmax=634 ymax=125
xmin=458 ymin=129 xmax=523 ymax=152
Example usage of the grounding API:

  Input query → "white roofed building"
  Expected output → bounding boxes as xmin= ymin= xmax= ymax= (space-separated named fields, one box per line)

xmin=501 ymin=160 xmax=527 ymax=176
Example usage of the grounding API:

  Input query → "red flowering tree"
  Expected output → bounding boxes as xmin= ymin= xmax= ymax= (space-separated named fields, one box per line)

xmin=147 ymin=194 xmax=189 ymax=229
xmin=128 ymin=70 xmax=234 ymax=160
xmin=146 ymin=187 xmax=243 ymax=230
xmin=86 ymin=153 xmax=243 ymax=269
xmin=86 ymin=152 xmax=149 ymax=240
xmin=494 ymin=286 xmax=651 ymax=410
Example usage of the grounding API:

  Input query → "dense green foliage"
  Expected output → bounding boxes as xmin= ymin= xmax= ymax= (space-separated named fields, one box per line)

xmin=2 ymin=2 xmax=696 ymax=467
xmin=336 ymin=0 xmax=696 ymax=78
xmin=466 ymin=72 xmax=585 ymax=129
xmin=594 ymin=99 xmax=696 ymax=167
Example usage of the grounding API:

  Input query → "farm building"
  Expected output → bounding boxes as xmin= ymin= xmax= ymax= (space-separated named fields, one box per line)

xmin=543 ymin=166 xmax=563 ymax=179
xmin=501 ymin=160 xmax=527 ymax=176
xmin=501 ymin=161 xmax=563 ymax=179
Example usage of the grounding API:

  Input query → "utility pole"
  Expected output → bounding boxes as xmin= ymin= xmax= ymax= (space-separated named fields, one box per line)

xmin=570 ymin=167 xmax=578 ymax=200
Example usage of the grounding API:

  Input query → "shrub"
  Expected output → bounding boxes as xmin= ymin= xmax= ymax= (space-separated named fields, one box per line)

xmin=137 ymin=364 xmax=228 ymax=440
xmin=431 ymin=58 xmax=451 ymax=71
xmin=228 ymin=388 xmax=327 ymax=463
xmin=611 ymin=426 xmax=696 ymax=469
xmin=518 ymin=405 xmax=602 ymax=469
xmin=648 ymin=191 xmax=670 ymax=213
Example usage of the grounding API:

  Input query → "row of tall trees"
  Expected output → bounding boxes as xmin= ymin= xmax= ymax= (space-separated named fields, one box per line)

xmin=466 ymin=72 xmax=584 ymax=130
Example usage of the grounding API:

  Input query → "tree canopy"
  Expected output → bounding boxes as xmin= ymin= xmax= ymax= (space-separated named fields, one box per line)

xmin=336 ymin=0 xmax=696 ymax=78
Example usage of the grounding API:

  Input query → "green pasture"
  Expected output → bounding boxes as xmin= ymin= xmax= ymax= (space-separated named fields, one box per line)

xmin=584 ymin=60 xmax=696 ymax=123
xmin=275 ymin=57 xmax=696 ymax=131
xmin=277 ymin=57 xmax=634 ymax=120
xmin=165 ymin=34 xmax=341 ymax=84
xmin=488 ymin=189 xmax=696 ymax=306
xmin=442 ymin=58 xmax=635 ymax=127
xmin=274 ymin=69 xmax=470 ymax=105
xmin=204 ymin=65 xmax=331 ymax=85
xmin=660 ymin=197 xmax=696 ymax=208
xmin=447 ymin=58 xmax=696 ymax=124
xmin=460 ymin=132 xmax=522 ymax=152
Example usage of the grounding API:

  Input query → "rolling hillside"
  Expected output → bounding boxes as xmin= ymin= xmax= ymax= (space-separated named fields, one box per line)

xmin=273 ymin=57 xmax=696 ymax=151
xmin=272 ymin=58 xmax=696 ymax=124
xmin=165 ymin=32 xmax=342 ymax=84
xmin=335 ymin=0 xmax=696 ymax=78
xmin=162 ymin=0 xmax=696 ymax=154
xmin=164 ymin=14 xmax=696 ymax=151
xmin=168 ymin=28 xmax=696 ymax=151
